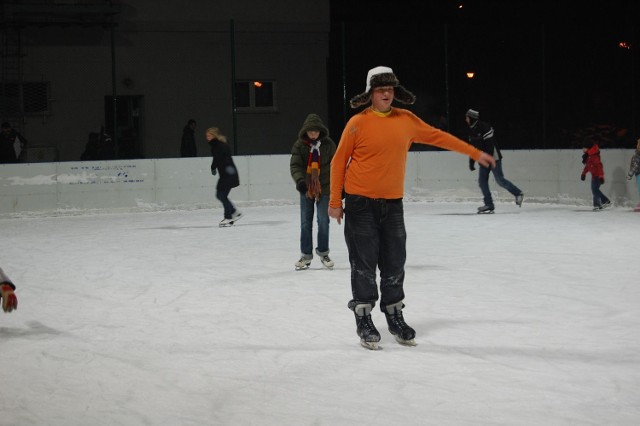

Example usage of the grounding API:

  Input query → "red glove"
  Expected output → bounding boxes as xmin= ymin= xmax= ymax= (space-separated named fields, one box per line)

xmin=1 ymin=284 xmax=18 ymax=313
xmin=599 ymin=177 xmax=605 ymax=184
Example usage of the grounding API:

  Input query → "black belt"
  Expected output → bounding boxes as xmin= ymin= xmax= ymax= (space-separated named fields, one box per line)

xmin=371 ymin=197 xmax=403 ymax=204
xmin=346 ymin=193 xmax=403 ymax=204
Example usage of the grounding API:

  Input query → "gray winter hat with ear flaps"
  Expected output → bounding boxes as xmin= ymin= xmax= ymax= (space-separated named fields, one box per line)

xmin=349 ymin=66 xmax=416 ymax=109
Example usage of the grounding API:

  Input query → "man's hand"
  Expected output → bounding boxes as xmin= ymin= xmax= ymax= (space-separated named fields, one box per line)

xmin=328 ymin=206 xmax=344 ymax=225
xmin=1 ymin=284 xmax=17 ymax=313
xmin=476 ymin=153 xmax=496 ymax=169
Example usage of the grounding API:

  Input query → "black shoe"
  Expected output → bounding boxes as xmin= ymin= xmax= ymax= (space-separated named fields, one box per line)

xmin=384 ymin=302 xmax=416 ymax=345
xmin=352 ymin=303 xmax=381 ymax=345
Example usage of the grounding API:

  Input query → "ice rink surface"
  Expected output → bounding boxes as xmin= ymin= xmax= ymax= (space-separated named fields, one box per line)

xmin=1 ymin=200 xmax=638 ymax=425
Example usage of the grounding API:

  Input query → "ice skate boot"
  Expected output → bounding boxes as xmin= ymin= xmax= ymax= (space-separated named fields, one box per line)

xmin=295 ymin=255 xmax=312 ymax=270
xmin=219 ymin=218 xmax=234 ymax=227
xmin=320 ymin=255 xmax=334 ymax=269
xmin=315 ymin=249 xmax=334 ymax=269
xmin=350 ymin=302 xmax=381 ymax=350
xmin=384 ymin=302 xmax=416 ymax=346
xmin=231 ymin=210 xmax=243 ymax=224
xmin=477 ymin=205 xmax=495 ymax=214
xmin=515 ymin=193 xmax=524 ymax=207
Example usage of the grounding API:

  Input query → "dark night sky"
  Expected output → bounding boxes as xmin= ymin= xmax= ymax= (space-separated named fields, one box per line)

xmin=328 ymin=0 xmax=639 ymax=149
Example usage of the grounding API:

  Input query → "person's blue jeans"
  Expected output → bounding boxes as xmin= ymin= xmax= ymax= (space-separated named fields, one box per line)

xmin=343 ymin=194 xmax=406 ymax=312
xmin=299 ymin=193 xmax=330 ymax=256
xmin=478 ymin=160 xmax=522 ymax=207
xmin=590 ymin=178 xmax=610 ymax=207
xmin=216 ymin=188 xmax=236 ymax=219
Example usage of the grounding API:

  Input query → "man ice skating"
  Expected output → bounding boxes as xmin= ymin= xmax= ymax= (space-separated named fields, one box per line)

xmin=329 ymin=66 xmax=495 ymax=349
xmin=465 ymin=109 xmax=524 ymax=214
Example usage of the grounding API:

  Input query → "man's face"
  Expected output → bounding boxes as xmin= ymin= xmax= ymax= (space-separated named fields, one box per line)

xmin=371 ymin=86 xmax=394 ymax=112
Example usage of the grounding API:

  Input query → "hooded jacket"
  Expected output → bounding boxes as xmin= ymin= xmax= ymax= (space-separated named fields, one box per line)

xmin=467 ymin=118 xmax=502 ymax=169
xmin=582 ymin=144 xmax=605 ymax=179
xmin=289 ymin=114 xmax=336 ymax=196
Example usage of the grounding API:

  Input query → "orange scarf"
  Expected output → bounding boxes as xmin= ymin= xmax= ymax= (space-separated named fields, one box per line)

xmin=305 ymin=139 xmax=321 ymax=200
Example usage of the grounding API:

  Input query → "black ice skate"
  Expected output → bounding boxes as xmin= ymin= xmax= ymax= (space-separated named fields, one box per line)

xmin=351 ymin=303 xmax=381 ymax=350
xmin=384 ymin=302 xmax=416 ymax=346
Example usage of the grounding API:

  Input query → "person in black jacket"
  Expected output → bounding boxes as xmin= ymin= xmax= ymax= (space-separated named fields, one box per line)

xmin=0 ymin=122 xmax=27 ymax=163
xmin=181 ymin=119 xmax=197 ymax=157
xmin=466 ymin=109 xmax=524 ymax=213
xmin=0 ymin=267 xmax=18 ymax=313
xmin=289 ymin=113 xmax=337 ymax=270
xmin=206 ymin=127 xmax=242 ymax=227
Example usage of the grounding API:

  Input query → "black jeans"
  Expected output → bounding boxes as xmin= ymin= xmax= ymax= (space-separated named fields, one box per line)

xmin=216 ymin=187 xmax=236 ymax=219
xmin=344 ymin=194 xmax=406 ymax=312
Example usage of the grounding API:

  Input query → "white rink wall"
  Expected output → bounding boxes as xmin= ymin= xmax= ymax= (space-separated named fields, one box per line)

xmin=0 ymin=149 xmax=637 ymax=215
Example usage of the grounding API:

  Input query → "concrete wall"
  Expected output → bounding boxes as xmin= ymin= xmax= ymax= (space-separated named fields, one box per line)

xmin=1 ymin=149 xmax=638 ymax=216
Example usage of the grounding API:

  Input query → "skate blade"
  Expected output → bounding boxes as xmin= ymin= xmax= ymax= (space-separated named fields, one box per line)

xmin=394 ymin=336 xmax=417 ymax=346
xmin=295 ymin=266 xmax=309 ymax=271
xmin=360 ymin=340 xmax=381 ymax=350
xmin=477 ymin=211 xmax=494 ymax=214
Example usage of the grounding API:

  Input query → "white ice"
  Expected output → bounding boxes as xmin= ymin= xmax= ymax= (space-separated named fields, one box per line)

xmin=1 ymin=200 xmax=638 ymax=426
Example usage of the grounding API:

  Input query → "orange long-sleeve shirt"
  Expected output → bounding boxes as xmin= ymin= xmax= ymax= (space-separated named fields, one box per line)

xmin=329 ymin=107 xmax=485 ymax=208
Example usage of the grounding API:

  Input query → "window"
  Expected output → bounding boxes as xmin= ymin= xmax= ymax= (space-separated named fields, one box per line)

xmin=0 ymin=81 xmax=51 ymax=115
xmin=234 ymin=80 xmax=277 ymax=112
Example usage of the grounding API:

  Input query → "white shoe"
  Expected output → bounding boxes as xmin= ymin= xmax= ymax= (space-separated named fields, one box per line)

xmin=320 ymin=255 xmax=334 ymax=269
xmin=295 ymin=256 xmax=312 ymax=270
xmin=219 ymin=218 xmax=233 ymax=227
xmin=231 ymin=211 xmax=243 ymax=221
xmin=515 ymin=193 xmax=524 ymax=207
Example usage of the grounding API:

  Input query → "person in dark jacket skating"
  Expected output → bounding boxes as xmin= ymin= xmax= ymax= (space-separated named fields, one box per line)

xmin=289 ymin=113 xmax=337 ymax=270
xmin=466 ymin=109 xmax=524 ymax=213
xmin=206 ymin=127 xmax=241 ymax=227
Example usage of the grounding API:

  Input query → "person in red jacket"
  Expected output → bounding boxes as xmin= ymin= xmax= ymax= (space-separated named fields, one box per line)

xmin=581 ymin=142 xmax=611 ymax=211
xmin=0 ymin=267 xmax=18 ymax=313
xmin=329 ymin=65 xmax=495 ymax=350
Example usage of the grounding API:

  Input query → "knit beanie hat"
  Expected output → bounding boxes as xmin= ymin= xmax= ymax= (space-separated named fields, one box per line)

xmin=349 ymin=66 xmax=416 ymax=109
